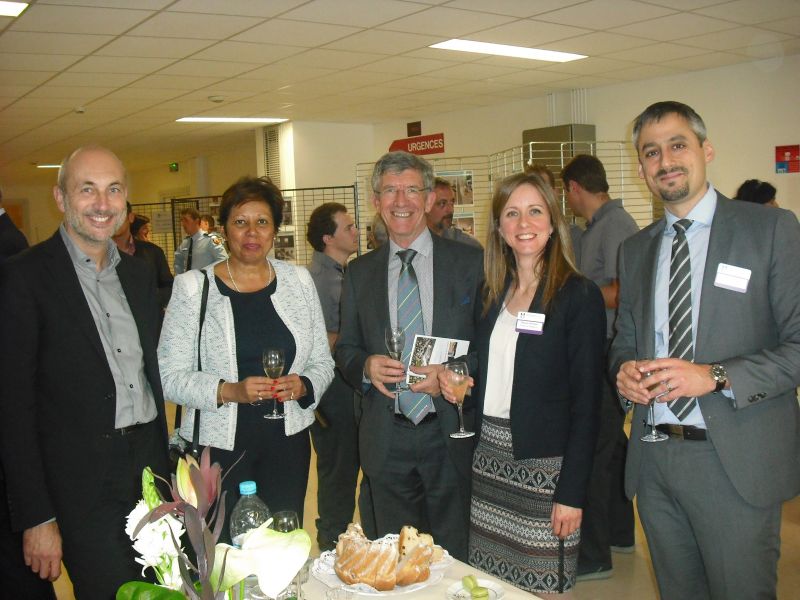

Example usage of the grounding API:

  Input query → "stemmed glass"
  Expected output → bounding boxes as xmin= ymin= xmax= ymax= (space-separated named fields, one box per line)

xmin=385 ymin=326 xmax=406 ymax=400
xmin=270 ymin=510 xmax=300 ymax=533
xmin=446 ymin=362 xmax=474 ymax=439
xmin=638 ymin=357 xmax=668 ymax=443
xmin=263 ymin=348 xmax=285 ymax=420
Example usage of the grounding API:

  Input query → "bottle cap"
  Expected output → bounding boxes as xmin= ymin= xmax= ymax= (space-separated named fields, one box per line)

xmin=239 ymin=480 xmax=257 ymax=495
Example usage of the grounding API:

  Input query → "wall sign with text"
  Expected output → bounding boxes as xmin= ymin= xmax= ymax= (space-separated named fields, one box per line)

xmin=389 ymin=133 xmax=445 ymax=155
xmin=775 ymin=144 xmax=799 ymax=173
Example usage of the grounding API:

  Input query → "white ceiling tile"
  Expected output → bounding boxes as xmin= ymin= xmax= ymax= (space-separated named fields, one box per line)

xmin=127 ymin=74 xmax=226 ymax=90
xmin=271 ymin=48 xmax=380 ymax=70
xmin=46 ymin=72 xmax=142 ymax=87
xmin=677 ymin=27 xmax=792 ymax=51
xmin=467 ymin=55 xmax=551 ymax=68
xmin=166 ymin=0 xmax=308 ymax=17
xmin=695 ymin=0 xmax=800 ymax=24
xmin=281 ymin=0 xmax=425 ymax=27
xmin=535 ymin=0 xmax=676 ymax=30
xmin=388 ymin=75 xmax=452 ymax=90
xmin=355 ymin=55 xmax=455 ymax=75
xmin=751 ymin=16 xmax=800 ymax=36
xmin=68 ymin=56 xmax=176 ymax=74
xmin=468 ymin=19 xmax=592 ymax=47
xmin=660 ymin=51 xmax=750 ymax=70
xmin=128 ymin=12 xmax=264 ymax=40
xmin=604 ymin=42 xmax=708 ymax=62
xmin=191 ymin=41 xmax=305 ymax=63
xmin=545 ymin=74 xmax=623 ymax=88
xmin=736 ymin=37 xmax=800 ymax=60
xmin=0 ymin=70 xmax=56 ymax=85
xmin=26 ymin=85 xmax=117 ymax=100
xmin=541 ymin=56 xmax=640 ymax=75
xmin=0 ymin=85 xmax=35 ymax=97
xmin=443 ymin=0 xmax=582 ymax=18
xmin=242 ymin=64 xmax=336 ymax=82
xmin=0 ymin=32 xmax=115 ymax=55
xmin=423 ymin=62 xmax=522 ymax=80
xmin=209 ymin=78 xmax=279 ymax=92
xmin=478 ymin=69 xmax=574 ymax=86
xmin=231 ymin=19 xmax=361 ymax=46
xmin=101 ymin=87 xmax=186 ymax=101
xmin=540 ymin=32 xmax=652 ymax=56
xmin=606 ymin=63 xmax=684 ymax=80
xmin=312 ymin=70 xmax=399 ymax=86
xmin=9 ymin=5 xmax=153 ymax=35
xmin=377 ymin=7 xmax=516 ymax=36
xmin=0 ymin=53 xmax=83 ymax=71
xmin=443 ymin=79 xmax=527 ymax=94
xmin=323 ymin=29 xmax=439 ymax=54
xmin=95 ymin=36 xmax=215 ymax=59
xmin=611 ymin=12 xmax=739 ymax=41
xmin=401 ymin=47 xmax=485 ymax=62
xmin=637 ymin=0 xmax=722 ymax=8
xmin=158 ymin=59 xmax=261 ymax=77
xmin=37 ymin=0 xmax=172 ymax=8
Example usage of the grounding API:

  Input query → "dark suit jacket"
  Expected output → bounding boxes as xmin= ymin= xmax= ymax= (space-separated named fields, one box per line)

xmin=0 ymin=232 xmax=169 ymax=532
xmin=134 ymin=238 xmax=173 ymax=310
xmin=475 ymin=275 xmax=605 ymax=508
xmin=0 ymin=212 xmax=28 ymax=263
xmin=335 ymin=234 xmax=484 ymax=481
xmin=610 ymin=194 xmax=800 ymax=507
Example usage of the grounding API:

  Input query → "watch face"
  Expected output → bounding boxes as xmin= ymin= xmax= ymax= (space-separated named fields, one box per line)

xmin=711 ymin=364 xmax=727 ymax=381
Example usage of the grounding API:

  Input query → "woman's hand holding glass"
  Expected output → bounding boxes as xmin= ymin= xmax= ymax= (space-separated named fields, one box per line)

xmin=220 ymin=376 xmax=272 ymax=405
xmin=437 ymin=367 xmax=474 ymax=404
xmin=268 ymin=373 xmax=307 ymax=403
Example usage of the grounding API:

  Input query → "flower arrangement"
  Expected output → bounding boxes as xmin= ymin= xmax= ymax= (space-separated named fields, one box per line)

xmin=118 ymin=448 xmax=311 ymax=600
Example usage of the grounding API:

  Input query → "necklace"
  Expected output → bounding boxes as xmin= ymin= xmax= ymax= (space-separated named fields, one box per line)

xmin=226 ymin=258 xmax=273 ymax=293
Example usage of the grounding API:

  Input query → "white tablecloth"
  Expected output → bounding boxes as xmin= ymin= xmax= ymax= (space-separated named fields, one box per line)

xmin=302 ymin=556 xmax=543 ymax=599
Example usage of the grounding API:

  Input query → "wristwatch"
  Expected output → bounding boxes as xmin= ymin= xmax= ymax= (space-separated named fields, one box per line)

xmin=710 ymin=363 xmax=728 ymax=393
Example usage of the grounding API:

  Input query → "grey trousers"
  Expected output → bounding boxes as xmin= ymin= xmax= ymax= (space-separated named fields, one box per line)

xmin=637 ymin=437 xmax=781 ymax=600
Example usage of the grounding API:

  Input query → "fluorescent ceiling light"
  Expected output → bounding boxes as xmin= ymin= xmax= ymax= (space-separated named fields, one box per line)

xmin=177 ymin=117 xmax=288 ymax=124
xmin=430 ymin=39 xmax=585 ymax=63
xmin=0 ymin=1 xmax=28 ymax=17
xmin=36 ymin=164 xmax=61 ymax=169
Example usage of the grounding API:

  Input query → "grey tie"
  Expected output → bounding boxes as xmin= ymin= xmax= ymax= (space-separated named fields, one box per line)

xmin=396 ymin=249 xmax=432 ymax=424
xmin=668 ymin=219 xmax=696 ymax=419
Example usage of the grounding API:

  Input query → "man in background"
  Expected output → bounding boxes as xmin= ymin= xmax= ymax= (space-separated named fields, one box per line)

xmin=306 ymin=202 xmax=361 ymax=550
xmin=0 ymin=185 xmax=28 ymax=262
xmin=613 ymin=101 xmax=800 ymax=599
xmin=174 ymin=207 xmax=227 ymax=274
xmin=336 ymin=151 xmax=483 ymax=560
xmin=562 ymin=154 xmax=638 ymax=580
xmin=426 ymin=177 xmax=481 ymax=248
xmin=0 ymin=145 xmax=170 ymax=598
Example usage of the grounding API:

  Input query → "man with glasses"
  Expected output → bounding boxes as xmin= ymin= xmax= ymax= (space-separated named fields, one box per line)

xmin=336 ymin=151 xmax=483 ymax=560
xmin=427 ymin=177 xmax=481 ymax=248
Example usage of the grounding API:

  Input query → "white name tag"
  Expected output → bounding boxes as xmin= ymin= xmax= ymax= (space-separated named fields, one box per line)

xmin=714 ymin=263 xmax=751 ymax=293
xmin=516 ymin=311 xmax=545 ymax=334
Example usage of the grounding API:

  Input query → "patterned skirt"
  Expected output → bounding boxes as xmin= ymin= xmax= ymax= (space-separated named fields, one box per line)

xmin=468 ymin=415 xmax=580 ymax=594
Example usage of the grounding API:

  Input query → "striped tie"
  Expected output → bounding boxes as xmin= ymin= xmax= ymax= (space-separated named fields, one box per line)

xmin=396 ymin=249 xmax=432 ymax=424
xmin=668 ymin=219 xmax=696 ymax=419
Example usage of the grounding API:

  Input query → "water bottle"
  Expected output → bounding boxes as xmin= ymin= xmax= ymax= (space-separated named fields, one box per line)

xmin=229 ymin=480 xmax=271 ymax=548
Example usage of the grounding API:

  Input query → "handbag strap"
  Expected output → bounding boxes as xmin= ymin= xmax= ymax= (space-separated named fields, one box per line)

xmin=190 ymin=270 xmax=210 ymax=457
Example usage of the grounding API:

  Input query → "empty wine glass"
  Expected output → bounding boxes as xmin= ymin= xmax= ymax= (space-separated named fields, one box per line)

xmin=638 ymin=357 xmax=668 ymax=443
xmin=446 ymin=362 xmax=474 ymax=439
xmin=263 ymin=348 xmax=285 ymax=420
xmin=271 ymin=510 xmax=300 ymax=533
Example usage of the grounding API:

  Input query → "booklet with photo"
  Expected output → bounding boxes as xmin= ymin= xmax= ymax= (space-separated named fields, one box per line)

xmin=406 ymin=334 xmax=470 ymax=385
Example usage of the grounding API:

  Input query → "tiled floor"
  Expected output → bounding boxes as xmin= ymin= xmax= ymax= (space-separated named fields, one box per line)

xmin=55 ymin=427 xmax=800 ymax=599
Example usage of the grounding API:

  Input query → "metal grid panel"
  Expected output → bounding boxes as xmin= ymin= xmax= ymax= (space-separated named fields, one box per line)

xmin=129 ymin=200 xmax=180 ymax=269
xmin=356 ymin=155 xmax=491 ymax=251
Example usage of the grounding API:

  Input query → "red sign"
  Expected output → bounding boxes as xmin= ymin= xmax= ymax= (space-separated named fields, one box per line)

xmin=775 ymin=144 xmax=799 ymax=173
xmin=389 ymin=133 xmax=445 ymax=156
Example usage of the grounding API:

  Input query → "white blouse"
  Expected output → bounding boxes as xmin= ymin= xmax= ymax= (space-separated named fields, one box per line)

xmin=483 ymin=308 xmax=520 ymax=418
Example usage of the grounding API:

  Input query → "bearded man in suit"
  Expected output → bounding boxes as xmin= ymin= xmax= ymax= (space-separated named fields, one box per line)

xmin=0 ymin=145 xmax=169 ymax=598
xmin=612 ymin=101 xmax=800 ymax=599
xmin=335 ymin=151 xmax=483 ymax=560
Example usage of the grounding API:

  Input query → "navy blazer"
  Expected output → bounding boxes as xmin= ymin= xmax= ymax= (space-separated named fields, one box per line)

xmin=474 ymin=274 xmax=606 ymax=508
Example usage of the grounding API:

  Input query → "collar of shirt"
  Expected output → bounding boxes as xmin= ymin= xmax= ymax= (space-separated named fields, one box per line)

xmin=586 ymin=198 xmax=622 ymax=229
xmin=59 ymin=223 xmax=120 ymax=275
xmin=0 ymin=207 xmax=6 ymax=218
xmin=312 ymin=250 xmax=344 ymax=274
xmin=192 ymin=230 xmax=206 ymax=242
xmin=663 ymin=183 xmax=717 ymax=235
xmin=388 ymin=226 xmax=433 ymax=261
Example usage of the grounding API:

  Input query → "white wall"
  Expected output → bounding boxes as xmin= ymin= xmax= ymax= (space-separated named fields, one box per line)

xmin=290 ymin=121 xmax=375 ymax=188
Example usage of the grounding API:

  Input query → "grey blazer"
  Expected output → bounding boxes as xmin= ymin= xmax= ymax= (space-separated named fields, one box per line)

xmin=610 ymin=193 xmax=800 ymax=507
xmin=335 ymin=234 xmax=484 ymax=480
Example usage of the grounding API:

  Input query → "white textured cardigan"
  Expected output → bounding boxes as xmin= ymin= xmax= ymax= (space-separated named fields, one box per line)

xmin=158 ymin=259 xmax=334 ymax=451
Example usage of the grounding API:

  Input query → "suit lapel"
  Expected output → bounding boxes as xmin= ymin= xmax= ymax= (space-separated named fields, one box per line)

xmin=696 ymin=194 xmax=735 ymax=356
xmin=638 ymin=223 xmax=663 ymax=358
xmin=369 ymin=244 xmax=391 ymax=342
xmin=42 ymin=233 xmax=107 ymax=362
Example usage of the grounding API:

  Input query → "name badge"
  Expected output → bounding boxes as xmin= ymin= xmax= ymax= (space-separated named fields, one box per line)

xmin=714 ymin=263 xmax=751 ymax=293
xmin=516 ymin=311 xmax=545 ymax=335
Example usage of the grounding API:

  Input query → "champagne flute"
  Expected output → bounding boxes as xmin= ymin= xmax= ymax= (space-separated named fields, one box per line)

xmin=446 ymin=362 xmax=474 ymax=439
xmin=638 ymin=357 xmax=668 ymax=443
xmin=263 ymin=348 xmax=285 ymax=420
xmin=385 ymin=326 xmax=406 ymax=398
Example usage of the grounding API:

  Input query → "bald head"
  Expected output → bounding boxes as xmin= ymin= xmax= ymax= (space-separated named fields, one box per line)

xmin=57 ymin=145 xmax=128 ymax=194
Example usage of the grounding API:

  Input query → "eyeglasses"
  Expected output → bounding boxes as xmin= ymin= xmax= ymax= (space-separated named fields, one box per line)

xmin=377 ymin=186 xmax=428 ymax=201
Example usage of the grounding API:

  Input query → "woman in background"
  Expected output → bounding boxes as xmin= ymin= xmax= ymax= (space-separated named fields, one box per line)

xmin=158 ymin=176 xmax=333 ymax=539
xmin=442 ymin=171 xmax=605 ymax=595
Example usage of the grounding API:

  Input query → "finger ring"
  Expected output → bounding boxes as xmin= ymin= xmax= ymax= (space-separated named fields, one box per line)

xmin=665 ymin=382 xmax=672 ymax=392
xmin=290 ymin=390 xmax=295 ymax=400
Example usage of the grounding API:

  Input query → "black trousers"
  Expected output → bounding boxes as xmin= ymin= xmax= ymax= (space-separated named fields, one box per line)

xmin=578 ymin=373 xmax=634 ymax=570
xmin=309 ymin=372 xmax=360 ymax=551
xmin=60 ymin=419 xmax=168 ymax=599
xmin=0 ymin=470 xmax=56 ymax=599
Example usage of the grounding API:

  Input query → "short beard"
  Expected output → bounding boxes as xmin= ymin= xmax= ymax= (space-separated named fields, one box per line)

xmin=656 ymin=167 xmax=690 ymax=204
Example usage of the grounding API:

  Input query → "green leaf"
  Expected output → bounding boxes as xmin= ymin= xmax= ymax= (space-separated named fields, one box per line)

xmin=116 ymin=581 xmax=186 ymax=600
xmin=142 ymin=468 xmax=161 ymax=511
